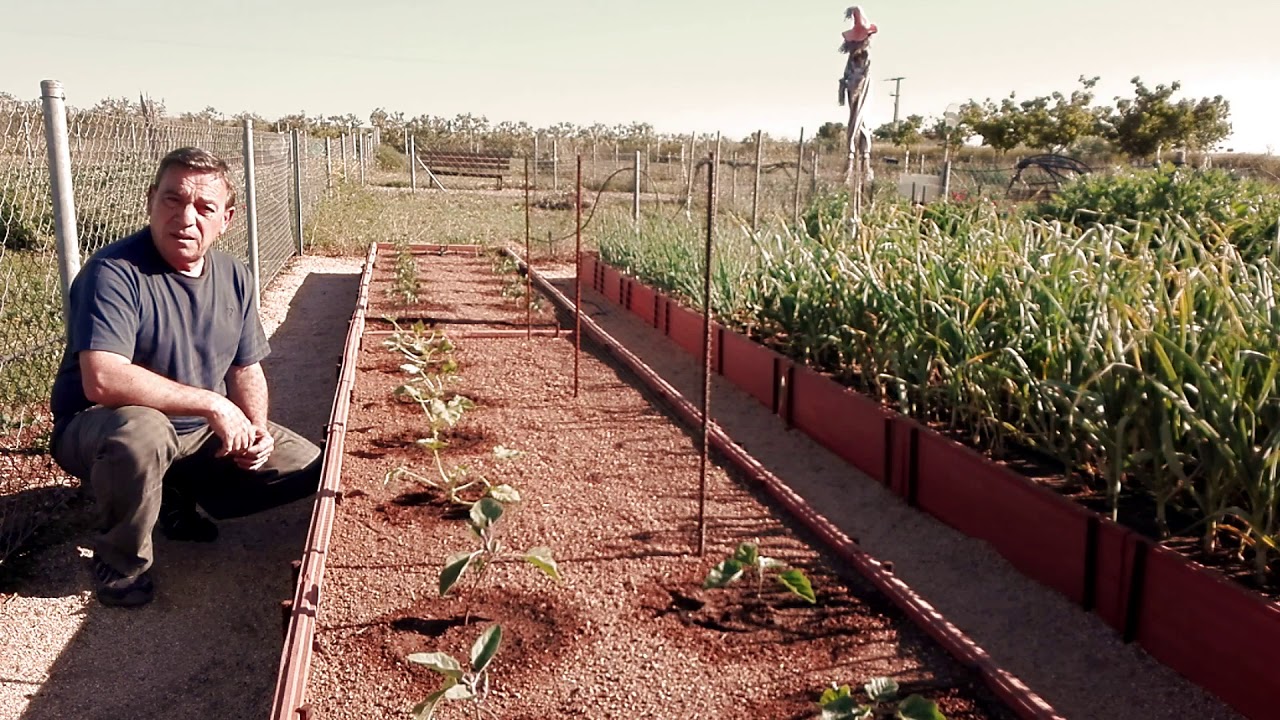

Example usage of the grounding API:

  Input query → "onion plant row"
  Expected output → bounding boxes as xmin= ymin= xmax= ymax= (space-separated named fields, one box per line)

xmin=597 ymin=202 xmax=1280 ymax=584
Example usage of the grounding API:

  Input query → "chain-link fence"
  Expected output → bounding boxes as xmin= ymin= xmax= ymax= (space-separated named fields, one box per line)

xmin=0 ymin=84 xmax=347 ymax=566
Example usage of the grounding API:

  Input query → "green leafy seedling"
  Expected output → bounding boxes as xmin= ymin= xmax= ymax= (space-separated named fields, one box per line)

xmin=386 ymin=446 xmax=523 ymax=507
xmin=439 ymin=497 xmax=561 ymax=599
xmin=818 ymin=677 xmax=947 ymax=720
xmin=703 ymin=541 xmax=816 ymax=604
xmin=407 ymin=624 xmax=503 ymax=720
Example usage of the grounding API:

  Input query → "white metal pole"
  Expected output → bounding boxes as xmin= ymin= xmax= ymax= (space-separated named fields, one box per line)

xmin=242 ymin=119 xmax=262 ymax=302
xmin=325 ymin=136 xmax=333 ymax=192
xmin=40 ymin=80 xmax=80 ymax=325
xmin=409 ymin=134 xmax=417 ymax=192
xmin=359 ymin=131 xmax=366 ymax=185
xmin=633 ymin=150 xmax=641 ymax=223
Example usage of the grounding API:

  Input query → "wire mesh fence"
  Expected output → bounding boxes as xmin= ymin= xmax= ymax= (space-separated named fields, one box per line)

xmin=0 ymin=89 xmax=345 ymax=566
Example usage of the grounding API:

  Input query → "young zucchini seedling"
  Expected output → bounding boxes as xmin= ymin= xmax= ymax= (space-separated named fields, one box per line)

xmin=387 ymin=446 xmax=524 ymax=507
xmin=818 ymin=677 xmax=947 ymax=720
xmin=440 ymin=497 xmax=560 ymax=600
xmin=407 ymin=623 xmax=503 ymax=720
xmin=703 ymin=541 xmax=816 ymax=604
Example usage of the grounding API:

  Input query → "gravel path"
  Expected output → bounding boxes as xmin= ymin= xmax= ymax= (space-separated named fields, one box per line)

xmin=537 ymin=266 xmax=1243 ymax=720
xmin=0 ymin=255 xmax=362 ymax=720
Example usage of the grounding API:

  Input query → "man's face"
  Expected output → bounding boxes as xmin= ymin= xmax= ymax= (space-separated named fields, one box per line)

xmin=146 ymin=166 xmax=235 ymax=274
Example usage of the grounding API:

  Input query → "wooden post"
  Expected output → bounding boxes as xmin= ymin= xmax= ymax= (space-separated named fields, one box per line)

xmin=793 ymin=127 xmax=804 ymax=227
xmin=751 ymin=130 xmax=763 ymax=232
xmin=730 ymin=150 xmax=738 ymax=210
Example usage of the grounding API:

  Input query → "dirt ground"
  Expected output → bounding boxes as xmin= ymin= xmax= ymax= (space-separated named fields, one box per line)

xmin=302 ymin=252 xmax=1014 ymax=720
xmin=0 ymin=251 xmax=1244 ymax=720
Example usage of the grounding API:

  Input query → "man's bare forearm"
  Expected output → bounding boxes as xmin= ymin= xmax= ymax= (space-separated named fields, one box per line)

xmin=226 ymin=363 xmax=269 ymax=427
xmin=81 ymin=349 xmax=229 ymax=419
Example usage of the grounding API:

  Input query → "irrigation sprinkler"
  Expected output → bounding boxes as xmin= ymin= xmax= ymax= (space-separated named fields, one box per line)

xmin=698 ymin=150 xmax=718 ymax=557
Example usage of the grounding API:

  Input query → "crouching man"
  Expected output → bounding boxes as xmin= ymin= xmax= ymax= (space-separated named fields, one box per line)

xmin=49 ymin=147 xmax=321 ymax=608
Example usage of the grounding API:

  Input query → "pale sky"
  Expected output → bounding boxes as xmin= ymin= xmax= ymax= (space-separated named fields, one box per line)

xmin=2 ymin=0 xmax=1277 ymax=152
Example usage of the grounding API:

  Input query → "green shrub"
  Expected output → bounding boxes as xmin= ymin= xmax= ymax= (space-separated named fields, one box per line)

xmin=1036 ymin=167 xmax=1280 ymax=261
xmin=375 ymin=143 xmax=408 ymax=173
xmin=0 ymin=188 xmax=50 ymax=251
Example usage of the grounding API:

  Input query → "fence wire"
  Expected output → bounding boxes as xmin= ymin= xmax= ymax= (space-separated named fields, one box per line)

xmin=0 ymin=98 xmax=339 ymax=566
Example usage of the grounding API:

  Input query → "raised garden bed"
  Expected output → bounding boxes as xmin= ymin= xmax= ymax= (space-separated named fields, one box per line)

xmin=583 ymin=254 xmax=1280 ymax=720
xmin=274 ymin=246 xmax=1035 ymax=719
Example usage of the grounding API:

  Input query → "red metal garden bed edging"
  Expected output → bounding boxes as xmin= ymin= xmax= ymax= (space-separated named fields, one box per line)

xmin=270 ymin=242 xmax=377 ymax=720
xmin=510 ymin=247 xmax=1065 ymax=720
xmin=587 ymin=256 xmax=1280 ymax=720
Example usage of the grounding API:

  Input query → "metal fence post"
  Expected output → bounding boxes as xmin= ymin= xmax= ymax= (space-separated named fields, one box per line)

xmin=552 ymin=138 xmax=559 ymax=192
xmin=341 ymin=132 xmax=349 ymax=180
xmin=633 ymin=150 xmax=641 ymax=223
xmin=358 ymin=131 xmax=366 ymax=185
xmin=409 ymin=134 xmax=417 ymax=192
xmin=291 ymin=129 xmax=304 ymax=255
xmin=752 ymin=130 xmax=763 ymax=232
xmin=810 ymin=149 xmax=819 ymax=196
xmin=532 ymin=135 xmax=539 ymax=190
xmin=40 ymin=80 xmax=81 ymax=326
xmin=325 ymin=136 xmax=332 ymax=192
xmin=242 ymin=119 xmax=261 ymax=303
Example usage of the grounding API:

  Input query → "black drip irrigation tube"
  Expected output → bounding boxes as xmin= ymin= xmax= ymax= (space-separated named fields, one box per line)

xmin=503 ymin=245 xmax=1066 ymax=720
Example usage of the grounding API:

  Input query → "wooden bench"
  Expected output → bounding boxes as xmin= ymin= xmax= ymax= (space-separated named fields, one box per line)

xmin=419 ymin=151 xmax=515 ymax=189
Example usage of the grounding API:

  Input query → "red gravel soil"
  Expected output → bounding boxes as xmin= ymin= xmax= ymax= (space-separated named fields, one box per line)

xmin=304 ymin=250 xmax=1017 ymax=720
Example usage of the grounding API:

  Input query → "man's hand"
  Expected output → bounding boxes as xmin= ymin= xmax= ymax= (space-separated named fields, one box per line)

xmin=208 ymin=396 xmax=256 ymax=458
xmin=229 ymin=425 xmax=274 ymax=471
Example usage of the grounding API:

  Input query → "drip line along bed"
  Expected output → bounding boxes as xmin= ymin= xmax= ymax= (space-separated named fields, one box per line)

xmin=272 ymin=243 xmax=1053 ymax=719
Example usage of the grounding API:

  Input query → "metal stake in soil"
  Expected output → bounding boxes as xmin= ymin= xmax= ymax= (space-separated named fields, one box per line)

xmin=698 ymin=150 xmax=718 ymax=557
xmin=574 ymin=155 xmax=583 ymax=398
xmin=525 ymin=156 xmax=532 ymax=338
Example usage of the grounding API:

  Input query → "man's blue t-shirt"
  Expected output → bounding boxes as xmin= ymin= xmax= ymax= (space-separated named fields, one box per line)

xmin=50 ymin=228 xmax=269 ymax=434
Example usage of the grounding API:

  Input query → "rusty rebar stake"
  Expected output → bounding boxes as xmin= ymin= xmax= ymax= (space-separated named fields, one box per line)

xmin=698 ymin=151 xmax=718 ymax=556
xmin=574 ymin=155 xmax=583 ymax=398
xmin=524 ymin=155 xmax=532 ymax=338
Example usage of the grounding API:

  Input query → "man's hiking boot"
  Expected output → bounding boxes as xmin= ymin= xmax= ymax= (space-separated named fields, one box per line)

xmin=158 ymin=504 xmax=219 ymax=542
xmin=91 ymin=555 xmax=154 ymax=608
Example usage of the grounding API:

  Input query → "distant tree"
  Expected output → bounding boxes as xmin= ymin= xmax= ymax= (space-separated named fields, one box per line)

xmin=1101 ymin=77 xmax=1232 ymax=158
xmin=233 ymin=112 xmax=272 ymax=132
xmin=273 ymin=111 xmax=311 ymax=132
xmin=965 ymin=96 xmax=1025 ymax=153
xmin=922 ymin=115 xmax=969 ymax=155
xmin=872 ymin=114 xmax=924 ymax=149
xmin=87 ymin=96 xmax=163 ymax=118
xmin=178 ymin=106 xmax=226 ymax=125
xmin=1016 ymin=77 xmax=1100 ymax=151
